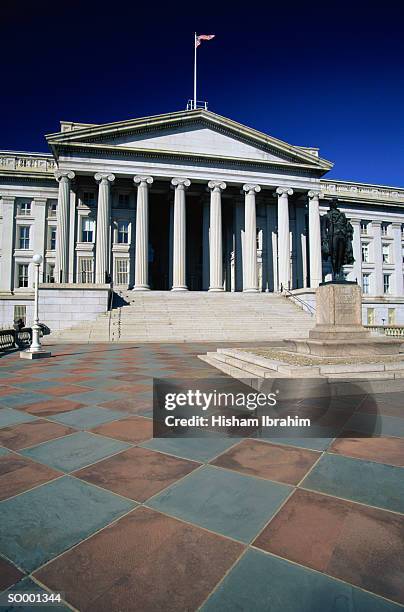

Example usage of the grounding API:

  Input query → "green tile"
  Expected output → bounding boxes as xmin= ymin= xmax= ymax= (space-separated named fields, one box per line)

xmin=20 ymin=432 xmax=131 ymax=472
xmin=302 ymin=453 xmax=404 ymax=513
xmin=148 ymin=465 xmax=291 ymax=543
xmin=202 ymin=550 xmax=403 ymax=612
xmin=0 ymin=477 xmax=135 ymax=572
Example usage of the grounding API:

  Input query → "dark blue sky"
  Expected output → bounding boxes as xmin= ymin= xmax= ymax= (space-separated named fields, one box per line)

xmin=2 ymin=1 xmax=403 ymax=186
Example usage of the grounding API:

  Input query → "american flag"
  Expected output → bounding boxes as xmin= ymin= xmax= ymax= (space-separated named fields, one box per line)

xmin=196 ymin=34 xmax=215 ymax=48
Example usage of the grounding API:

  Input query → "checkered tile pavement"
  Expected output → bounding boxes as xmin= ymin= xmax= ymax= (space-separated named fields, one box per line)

xmin=0 ymin=343 xmax=403 ymax=611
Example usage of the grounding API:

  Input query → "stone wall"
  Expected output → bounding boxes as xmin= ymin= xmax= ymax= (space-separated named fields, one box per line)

xmin=37 ymin=284 xmax=111 ymax=331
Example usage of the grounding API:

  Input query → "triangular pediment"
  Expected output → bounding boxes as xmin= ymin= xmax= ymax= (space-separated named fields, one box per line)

xmin=47 ymin=109 xmax=332 ymax=171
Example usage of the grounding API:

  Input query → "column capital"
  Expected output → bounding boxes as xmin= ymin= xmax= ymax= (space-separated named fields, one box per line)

xmin=308 ymin=190 xmax=323 ymax=199
xmin=391 ymin=221 xmax=403 ymax=229
xmin=95 ymin=173 xmax=115 ymax=184
xmin=275 ymin=186 xmax=293 ymax=197
xmin=243 ymin=184 xmax=261 ymax=194
xmin=134 ymin=175 xmax=153 ymax=186
xmin=350 ymin=218 xmax=361 ymax=226
xmin=208 ymin=180 xmax=226 ymax=192
xmin=55 ymin=170 xmax=75 ymax=182
xmin=171 ymin=177 xmax=191 ymax=189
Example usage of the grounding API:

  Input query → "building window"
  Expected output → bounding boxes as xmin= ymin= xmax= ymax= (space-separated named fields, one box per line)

xmin=361 ymin=242 xmax=369 ymax=263
xmin=115 ymin=259 xmax=129 ymax=285
xmin=81 ymin=218 xmax=95 ymax=242
xmin=367 ymin=308 xmax=375 ymax=326
xmin=18 ymin=201 xmax=31 ymax=216
xmin=14 ymin=305 xmax=26 ymax=326
xmin=17 ymin=264 xmax=29 ymax=288
xmin=381 ymin=223 xmax=389 ymax=236
xmin=82 ymin=192 xmax=95 ymax=207
xmin=48 ymin=202 xmax=57 ymax=217
xmin=382 ymin=244 xmax=390 ymax=264
xmin=118 ymin=194 xmax=130 ymax=207
xmin=362 ymin=273 xmax=370 ymax=294
xmin=117 ymin=221 xmax=129 ymax=244
xmin=46 ymin=263 xmax=55 ymax=283
xmin=78 ymin=258 xmax=93 ymax=283
xmin=19 ymin=226 xmax=30 ymax=250
xmin=360 ymin=221 xmax=369 ymax=234
xmin=383 ymin=274 xmax=391 ymax=294
xmin=388 ymin=308 xmax=396 ymax=325
xmin=48 ymin=228 xmax=57 ymax=251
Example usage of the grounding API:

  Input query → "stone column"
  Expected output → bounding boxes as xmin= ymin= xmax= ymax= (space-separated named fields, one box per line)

xmin=95 ymin=173 xmax=115 ymax=284
xmin=350 ymin=219 xmax=362 ymax=284
xmin=133 ymin=175 xmax=153 ymax=290
xmin=171 ymin=178 xmax=190 ymax=291
xmin=392 ymin=222 xmax=403 ymax=296
xmin=308 ymin=190 xmax=323 ymax=288
xmin=55 ymin=170 xmax=75 ymax=283
xmin=243 ymin=184 xmax=261 ymax=292
xmin=276 ymin=187 xmax=293 ymax=291
xmin=0 ymin=196 xmax=15 ymax=292
xmin=208 ymin=181 xmax=226 ymax=291
xmin=372 ymin=220 xmax=383 ymax=295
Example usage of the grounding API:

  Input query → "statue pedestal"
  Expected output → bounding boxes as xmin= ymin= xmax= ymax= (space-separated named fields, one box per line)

xmin=284 ymin=283 xmax=402 ymax=357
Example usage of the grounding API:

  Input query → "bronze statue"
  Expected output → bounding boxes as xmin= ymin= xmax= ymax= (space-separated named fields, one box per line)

xmin=321 ymin=198 xmax=355 ymax=281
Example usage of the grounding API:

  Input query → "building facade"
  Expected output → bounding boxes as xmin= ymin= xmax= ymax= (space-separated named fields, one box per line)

xmin=1 ymin=109 xmax=404 ymax=328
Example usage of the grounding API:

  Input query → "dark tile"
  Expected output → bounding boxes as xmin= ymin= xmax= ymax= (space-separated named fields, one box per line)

xmin=302 ymin=453 xmax=404 ymax=513
xmin=0 ymin=453 xmax=62 ymax=501
xmin=211 ymin=439 xmax=319 ymax=485
xmin=0 ymin=476 xmax=135 ymax=572
xmin=35 ymin=506 xmax=244 ymax=612
xmin=0 ymin=393 xmax=52 ymax=409
xmin=66 ymin=390 xmax=125 ymax=405
xmin=253 ymin=489 xmax=404 ymax=606
xmin=0 ymin=420 xmax=75 ymax=450
xmin=20 ymin=432 xmax=131 ymax=472
xmin=148 ymin=464 xmax=291 ymax=543
xmin=74 ymin=446 xmax=199 ymax=501
xmin=330 ymin=435 xmax=404 ymax=467
xmin=0 ymin=556 xmax=25 ymax=591
xmin=202 ymin=549 xmax=402 ymax=612
xmin=91 ymin=416 xmax=153 ymax=443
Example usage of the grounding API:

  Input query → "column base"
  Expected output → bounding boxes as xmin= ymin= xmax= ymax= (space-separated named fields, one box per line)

xmin=133 ymin=285 xmax=150 ymax=291
xmin=208 ymin=287 xmax=224 ymax=292
xmin=171 ymin=286 xmax=188 ymax=291
xmin=243 ymin=288 xmax=259 ymax=293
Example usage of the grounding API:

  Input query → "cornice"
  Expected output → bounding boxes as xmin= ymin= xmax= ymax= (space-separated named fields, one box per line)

xmin=321 ymin=179 xmax=404 ymax=205
xmin=54 ymin=141 xmax=327 ymax=177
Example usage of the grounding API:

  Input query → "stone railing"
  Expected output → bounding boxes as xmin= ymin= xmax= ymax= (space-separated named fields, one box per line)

xmin=365 ymin=325 xmax=404 ymax=337
xmin=0 ymin=328 xmax=32 ymax=352
xmin=0 ymin=153 xmax=56 ymax=173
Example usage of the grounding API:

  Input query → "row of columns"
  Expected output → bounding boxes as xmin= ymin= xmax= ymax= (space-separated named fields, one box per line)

xmin=54 ymin=170 xmax=323 ymax=291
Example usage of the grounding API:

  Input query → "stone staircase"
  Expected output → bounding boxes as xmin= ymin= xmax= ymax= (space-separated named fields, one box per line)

xmin=46 ymin=290 xmax=314 ymax=343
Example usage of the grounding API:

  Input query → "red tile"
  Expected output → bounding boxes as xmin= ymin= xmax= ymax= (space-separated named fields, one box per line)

xmin=100 ymin=397 xmax=152 ymax=414
xmin=45 ymin=384 xmax=92 ymax=396
xmin=0 ymin=556 xmax=24 ymax=591
xmin=0 ymin=386 xmax=20 ymax=397
xmin=74 ymin=446 xmax=199 ymax=501
xmin=91 ymin=417 xmax=153 ymax=443
xmin=34 ymin=506 xmax=244 ymax=611
xmin=254 ymin=488 xmax=404 ymax=605
xmin=0 ymin=420 xmax=75 ymax=451
xmin=330 ymin=434 xmax=404 ymax=467
xmin=24 ymin=398 xmax=84 ymax=416
xmin=212 ymin=439 xmax=320 ymax=485
xmin=0 ymin=454 xmax=62 ymax=500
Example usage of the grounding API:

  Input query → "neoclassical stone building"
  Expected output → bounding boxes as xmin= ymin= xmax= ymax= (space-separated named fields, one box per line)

xmin=1 ymin=108 xmax=404 ymax=328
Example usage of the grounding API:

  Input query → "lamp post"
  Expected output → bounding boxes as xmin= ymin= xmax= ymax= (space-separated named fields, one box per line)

xmin=20 ymin=254 xmax=51 ymax=359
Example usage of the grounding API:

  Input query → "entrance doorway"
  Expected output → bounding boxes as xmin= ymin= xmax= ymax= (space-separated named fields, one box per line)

xmin=149 ymin=194 xmax=170 ymax=290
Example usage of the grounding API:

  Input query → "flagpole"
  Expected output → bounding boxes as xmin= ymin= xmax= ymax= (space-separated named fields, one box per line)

xmin=193 ymin=32 xmax=197 ymax=109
